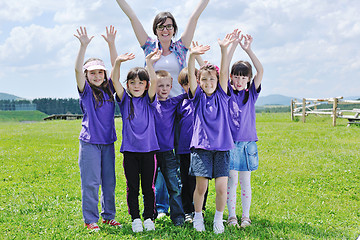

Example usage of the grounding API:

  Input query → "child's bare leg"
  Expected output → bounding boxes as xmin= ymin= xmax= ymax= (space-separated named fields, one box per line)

xmin=215 ymin=176 xmax=228 ymax=212
xmin=193 ymin=176 xmax=208 ymax=213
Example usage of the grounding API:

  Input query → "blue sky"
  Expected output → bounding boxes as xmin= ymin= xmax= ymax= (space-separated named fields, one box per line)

xmin=1 ymin=0 xmax=360 ymax=99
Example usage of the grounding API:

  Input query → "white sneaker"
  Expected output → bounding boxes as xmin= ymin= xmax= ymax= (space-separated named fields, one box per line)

xmin=213 ymin=220 xmax=224 ymax=234
xmin=143 ymin=218 xmax=155 ymax=231
xmin=193 ymin=218 xmax=205 ymax=232
xmin=132 ymin=218 xmax=143 ymax=233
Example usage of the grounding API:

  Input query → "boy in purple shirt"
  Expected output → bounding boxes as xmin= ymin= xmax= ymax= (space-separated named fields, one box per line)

xmin=153 ymin=70 xmax=186 ymax=226
xmin=187 ymin=34 xmax=235 ymax=234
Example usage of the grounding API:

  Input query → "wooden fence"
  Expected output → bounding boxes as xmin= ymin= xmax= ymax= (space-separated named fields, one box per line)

xmin=291 ymin=97 xmax=360 ymax=126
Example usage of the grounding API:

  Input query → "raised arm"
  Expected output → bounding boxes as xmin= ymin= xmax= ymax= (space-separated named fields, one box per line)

xmin=102 ymin=25 xmax=118 ymax=67
xmin=188 ymin=44 xmax=210 ymax=97
xmin=191 ymin=41 xmax=206 ymax=67
xmin=111 ymin=53 xmax=136 ymax=100
xmin=74 ymin=27 xmax=94 ymax=92
xmin=218 ymin=33 xmax=236 ymax=93
xmin=115 ymin=0 xmax=148 ymax=46
xmin=240 ymin=34 xmax=264 ymax=90
xmin=181 ymin=0 xmax=210 ymax=48
xmin=226 ymin=29 xmax=241 ymax=70
xmin=145 ymin=48 xmax=162 ymax=102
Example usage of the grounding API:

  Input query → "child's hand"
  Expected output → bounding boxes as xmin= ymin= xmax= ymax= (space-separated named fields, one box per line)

xmin=74 ymin=27 xmax=94 ymax=46
xmin=231 ymin=29 xmax=241 ymax=44
xmin=102 ymin=25 xmax=117 ymax=44
xmin=116 ymin=53 xmax=135 ymax=63
xmin=218 ymin=33 xmax=236 ymax=49
xmin=240 ymin=34 xmax=253 ymax=51
xmin=190 ymin=42 xmax=210 ymax=55
xmin=146 ymin=48 xmax=162 ymax=64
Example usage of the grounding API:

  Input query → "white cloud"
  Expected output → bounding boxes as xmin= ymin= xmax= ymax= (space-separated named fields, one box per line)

xmin=1 ymin=0 xmax=360 ymax=99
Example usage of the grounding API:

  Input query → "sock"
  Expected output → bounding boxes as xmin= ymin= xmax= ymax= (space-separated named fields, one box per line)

xmin=194 ymin=211 xmax=203 ymax=220
xmin=227 ymin=170 xmax=238 ymax=218
xmin=239 ymin=171 xmax=251 ymax=218
xmin=214 ymin=210 xmax=223 ymax=222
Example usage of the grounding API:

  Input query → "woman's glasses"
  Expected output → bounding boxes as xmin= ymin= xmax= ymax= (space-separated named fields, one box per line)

xmin=157 ymin=24 xmax=174 ymax=31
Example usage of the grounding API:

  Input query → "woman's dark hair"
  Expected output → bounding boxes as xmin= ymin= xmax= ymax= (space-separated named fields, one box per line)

xmin=125 ymin=67 xmax=150 ymax=120
xmin=152 ymin=12 xmax=178 ymax=36
xmin=231 ymin=61 xmax=253 ymax=104
xmin=84 ymin=58 xmax=114 ymax=109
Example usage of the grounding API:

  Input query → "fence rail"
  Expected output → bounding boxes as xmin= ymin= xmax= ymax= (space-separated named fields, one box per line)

xmin=291 ymin=97 xmax=360 ymax=126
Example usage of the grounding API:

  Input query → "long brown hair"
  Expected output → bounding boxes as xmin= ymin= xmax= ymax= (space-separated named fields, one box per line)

xmin=125 ymin=67 xmax=150 ymax=120
xmin=84 ymin=58 xmax=114 ymax=109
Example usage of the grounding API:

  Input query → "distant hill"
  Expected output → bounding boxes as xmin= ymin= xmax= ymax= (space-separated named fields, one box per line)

xmin=256 ymin=94 xmax=295 ymax=106
xmin=0 ymin=92 xmax=23 ymax=100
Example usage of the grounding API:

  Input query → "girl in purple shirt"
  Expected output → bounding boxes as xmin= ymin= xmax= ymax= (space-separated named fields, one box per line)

xmin=111 ymin=48 xmax=162 ymax=233
xmin=74 ymin=26 xmax=122 ymax=232
xmin=225 ymin=30 xmax=264 ymax=229
xmin=188 ymin=34 xmax=235 ymax=234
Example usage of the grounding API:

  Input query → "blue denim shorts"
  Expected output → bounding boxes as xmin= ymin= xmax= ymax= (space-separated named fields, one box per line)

xmin=229 ymin=141 xmax=259 ymax=171
xmin=189 ymin=149 xmax=230 ymax=179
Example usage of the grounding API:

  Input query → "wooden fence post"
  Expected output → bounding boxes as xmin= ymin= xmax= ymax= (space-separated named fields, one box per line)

xmin=302 ymin=98 xmax=306 ymax=123
xmin=332 ymin=98 xmax=338 ymax=126
xmin=291 ymin=99 xmax=294 ymax=121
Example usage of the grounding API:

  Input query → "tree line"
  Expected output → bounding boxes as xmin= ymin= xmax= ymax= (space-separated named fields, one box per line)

xmin=0 ymin=98 xmax=120 ymax=115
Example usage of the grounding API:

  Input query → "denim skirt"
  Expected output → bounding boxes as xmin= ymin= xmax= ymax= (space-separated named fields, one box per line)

xmin=229 ymin=141 xmax=259 ymax=171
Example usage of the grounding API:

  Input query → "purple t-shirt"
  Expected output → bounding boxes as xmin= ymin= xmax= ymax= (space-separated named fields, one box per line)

xmin=118 ymin=92 xmax=159 ymax=153
xmin=228 ymin=83 xmax=261 ymax=142
xmin=176 ymin=96 xmax=194 ymax=154
xmin=78 ymin=80 xmax=117 ymax=144
xmin=154 ymin=94 xmax=186 ymax=152
xmin=190 ymin=85 xmax=234 ymax=151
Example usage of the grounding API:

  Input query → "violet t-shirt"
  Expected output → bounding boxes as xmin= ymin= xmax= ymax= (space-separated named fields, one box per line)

xmin=118 ymin=92 xmax=159 ymax=153
xmin=176 ymin=96 xmax=194 ymax=154
xmin=154 ymin=94 xmax=186 ymax=152
xmin=228 ymin=83 xmax=261 ymax=142
xmin=78 ymin=80 xmax=117 ymax=144
xmin=190 ymin=85 xmax=234 ymax=151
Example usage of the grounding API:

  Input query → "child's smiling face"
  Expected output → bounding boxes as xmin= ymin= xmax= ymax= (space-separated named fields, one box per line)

xmin=231 ymin=74 xmax=250 ymax=91
xmin=156 ymin=77 xmax=172 ymax=101
xmin=199 ymin=70 xmax=218 ymax=96
xmin=127 ymin=77 xmax=147 ymax=97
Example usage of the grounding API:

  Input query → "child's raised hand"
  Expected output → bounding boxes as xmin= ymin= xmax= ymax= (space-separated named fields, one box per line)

xmin=146 ymin=48 xmax=162 ymax=64
xmin=116 ymin=53 xmax=135 ymax=63
xmin=74 ymin=27 xmax=94 ymax=46
xmin=240 ymin=34 xmax=253 ymax=51
xmin=190 ymin=42 xmax=210 ymax=55
xmin=231 ymin=29 xmax=241 ymax=44
xmin=218 ymin=33 xmax=236 ymax=49
xmin=102 ymin=25 xmax=117 ymax=44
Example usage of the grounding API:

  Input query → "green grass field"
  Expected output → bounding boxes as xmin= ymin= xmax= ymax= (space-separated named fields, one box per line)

xmin=0 ymin=112 xmax=359 ymax=239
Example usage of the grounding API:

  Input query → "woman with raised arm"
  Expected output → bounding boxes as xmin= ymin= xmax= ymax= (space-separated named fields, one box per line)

xmin=115 ymin=0 xmax=210 ymax=96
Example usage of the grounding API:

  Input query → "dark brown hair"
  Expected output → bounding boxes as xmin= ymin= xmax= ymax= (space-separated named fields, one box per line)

xmin=152 ymin=12 xmax=178 ymax=36
xmin=125 ymin=67 xmax=150 ymax=120
xmin=231 ymin=61 xmax=253 ymax=104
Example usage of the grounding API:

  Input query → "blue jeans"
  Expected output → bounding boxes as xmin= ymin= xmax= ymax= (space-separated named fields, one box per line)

xmin=156 ymin=150 xmax=185 ymax=222
xmin=155 ymin=169 xmax=169 ymax=214
xmin=78 ymin=140 xmax=116 ymax=224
